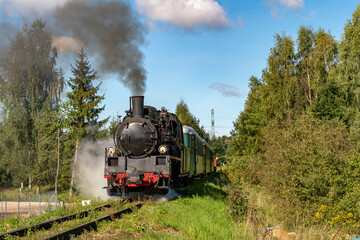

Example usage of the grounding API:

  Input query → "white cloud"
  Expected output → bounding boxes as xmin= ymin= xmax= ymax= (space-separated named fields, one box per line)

xmin=276 ymin=0 xmax=304 ymax=9
xmin=135 ymin=0 xmax=231 ymax=31
xmin=209 ymin=83 xmax=242 ymax=97
xmin=238 ymin=15 xmax=244 ymax=27
xmin=0 ymin=0 xmax=68 ymax=15
xmin=265 ymin=0 xmax=305 ymax=18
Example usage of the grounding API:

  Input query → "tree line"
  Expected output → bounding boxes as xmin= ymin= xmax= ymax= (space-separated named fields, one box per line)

xmin=0 ymin=19 xmax=108 ymax=195
xmin=226 ymin=4 xmax=360 ymax=227
xmin=0 ymin=18 xmax=216 ymax=197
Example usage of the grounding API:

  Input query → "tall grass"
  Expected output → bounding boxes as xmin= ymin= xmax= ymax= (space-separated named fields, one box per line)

xmin=239 ymin=185 xmax=358 ymax=239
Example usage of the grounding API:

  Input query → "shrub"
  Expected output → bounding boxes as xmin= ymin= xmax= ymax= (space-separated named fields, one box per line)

xmin=229 ymin=114 xmax=360 ymax=226
xmin=258 ymin=114 xmax=360 ymax=224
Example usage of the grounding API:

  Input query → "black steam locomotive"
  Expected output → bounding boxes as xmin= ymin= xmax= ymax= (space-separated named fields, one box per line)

xmin=104 ymin=96 xmax=215 ymax=197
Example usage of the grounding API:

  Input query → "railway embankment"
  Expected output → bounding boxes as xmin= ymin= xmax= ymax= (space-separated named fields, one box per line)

xmin=2 ymin=173 xmax=357 ymax=239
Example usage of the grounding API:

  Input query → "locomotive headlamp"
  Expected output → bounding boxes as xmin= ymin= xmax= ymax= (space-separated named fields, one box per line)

xmin=158 ymin=145 xmax=168 ymax=154
xmin=108 ymin=147 xmax=115 ymax=156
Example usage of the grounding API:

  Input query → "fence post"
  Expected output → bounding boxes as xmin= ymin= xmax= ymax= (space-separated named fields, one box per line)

xmin=1 ymin=194 xmax=3 ymax=219
xmin=47 ymin=193 xmax=50 ymax=211
xmin=5 ymin=198 xmax=7 ymax=220
xmin=17 ymin=196 xmax=20 ymax=219
xmin=39 ymin=193 xmax=41 ymax=215
xmin=29 ymin=194 xmax=31 ymax=217
xmin=55 ymin=191 xmax=57 ymax=210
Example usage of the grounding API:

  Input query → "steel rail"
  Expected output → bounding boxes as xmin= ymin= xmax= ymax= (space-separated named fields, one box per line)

xmin=45 ymin=203 xmax=143 ymax=240
xmin=0 ymin=204 xmax=111 ymax=239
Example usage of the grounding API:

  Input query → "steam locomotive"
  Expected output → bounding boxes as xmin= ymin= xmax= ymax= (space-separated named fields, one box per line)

xmin=104 ymin=96 xmax=216 ymax=197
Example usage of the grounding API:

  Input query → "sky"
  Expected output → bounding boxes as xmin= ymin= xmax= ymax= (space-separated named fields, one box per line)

xmin=0 ymin=0 xmax=359 ymax=136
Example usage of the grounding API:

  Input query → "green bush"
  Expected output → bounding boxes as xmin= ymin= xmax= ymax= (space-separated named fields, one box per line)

xmin=229 ymin=114 xmax=360 ymax=226
xmin=224 ymin=159 xmax=249 ymax=219
xmin=261 ymin=115 xmax=360 ymax=224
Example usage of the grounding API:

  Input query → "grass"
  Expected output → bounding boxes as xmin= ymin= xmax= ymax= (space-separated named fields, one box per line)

xmin=0 ymin=197 xmax=128 ymax=236
xmin=79 ymin=172 xmax=356 ymax=240
xmin=237 ymin=184 xmax=359 ymax=239
xmin=79 ymin=174 xmax=255 ymax=239
xmin=4 ymin=173 xmax=353 ymax=239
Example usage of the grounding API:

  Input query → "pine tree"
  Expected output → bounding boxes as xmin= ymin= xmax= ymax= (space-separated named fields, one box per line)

xmin=229 ymin=76 xmax=265 ymax=157
xmin=65 ymin=48 xmax=108 ymax=197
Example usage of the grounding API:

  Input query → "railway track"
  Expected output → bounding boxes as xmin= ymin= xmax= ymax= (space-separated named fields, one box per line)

xmin=0 ymin=203 xmax=142 ymax=240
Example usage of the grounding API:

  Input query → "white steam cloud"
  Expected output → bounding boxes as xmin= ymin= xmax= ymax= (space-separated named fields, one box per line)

xmin=209 ymin=82 xmax=242 ymax=97
xmin=135 ymin=0 xmax=231 ymax=31
xmin=74 ymin=139 xmax=113 ymax=199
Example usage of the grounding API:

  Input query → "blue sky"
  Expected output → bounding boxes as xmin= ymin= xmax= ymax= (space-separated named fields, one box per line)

xmin=127 ymin=0 xmax=359 ymax=136
xmin=0 ymin=0 xmax=359 ymax=136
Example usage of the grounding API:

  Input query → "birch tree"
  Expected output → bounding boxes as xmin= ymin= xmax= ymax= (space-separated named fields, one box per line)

xmin=0 ymin=19 xmax=64 ymax=186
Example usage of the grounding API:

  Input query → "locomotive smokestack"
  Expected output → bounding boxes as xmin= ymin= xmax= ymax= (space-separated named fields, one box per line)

xmin=131 ymin=96 xmax=144 ymax=117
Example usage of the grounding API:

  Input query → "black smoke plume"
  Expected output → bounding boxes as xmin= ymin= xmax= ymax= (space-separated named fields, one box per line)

xmin=52 ymin=0 xmax=147 ymax=95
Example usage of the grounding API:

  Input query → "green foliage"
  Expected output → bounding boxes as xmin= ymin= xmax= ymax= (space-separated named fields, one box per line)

xmin=261 ymin=33 xmax=302 ymax=121
xmin=208 ymin=135 xmax=231 ymax=165
xmin=229 ymin=113 xmax=360 ymax=227
xmin=311 ymin=80 xmax=345 ymax=120
xmin=227 ymin=4 xmax=360 ymax=229
xmin=229 ymin=76 xmax=265 ymax=157
xmin=64 ymin=48 xmax=108 ymax=141
xmin=175 ymin=98 xmax=209 ymax=141
xmin=0 ymin=166 xmax=12 ymax=188
xmin=261 ymin=115 xmax=356 ymax=214
xmin=0 ymin=19 xmax=64 ymax=187
xmin=224 ymin=157 xmax=249 ymax=218
xmin=335 ymin=4 xmax=360 ymax=127
xmin=32 ymin=104 xmax=61 ymax=185
xmin=297 ymin=26 xmax=338 ymax=106
xmin=63 ymin=48 xmax=109 ymax=196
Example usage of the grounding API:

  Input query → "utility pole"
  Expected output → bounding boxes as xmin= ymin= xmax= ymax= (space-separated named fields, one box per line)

xmin=211 ymin=109 xmax=215 ymax=139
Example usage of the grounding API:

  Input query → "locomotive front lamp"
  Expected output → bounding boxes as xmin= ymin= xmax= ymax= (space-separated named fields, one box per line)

xmin=108 ymin=147 xmax=115 ymax=156
xmin=158 ymin=145 xmax=168 ymax=154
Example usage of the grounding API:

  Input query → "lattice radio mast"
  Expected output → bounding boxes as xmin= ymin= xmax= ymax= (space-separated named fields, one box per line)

xmin=211 ymin=109 xmax=215 ymax=139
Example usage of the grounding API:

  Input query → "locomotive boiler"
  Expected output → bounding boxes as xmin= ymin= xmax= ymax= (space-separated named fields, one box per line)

xmin=104 ymin=96 xmax=215 ymax=197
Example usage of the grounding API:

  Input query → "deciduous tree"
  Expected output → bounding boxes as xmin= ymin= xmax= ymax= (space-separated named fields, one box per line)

xmin=175 ymin=99 xmax=209 ymax=141
xmin=0 ymin=19 xmax=64 ymax=187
